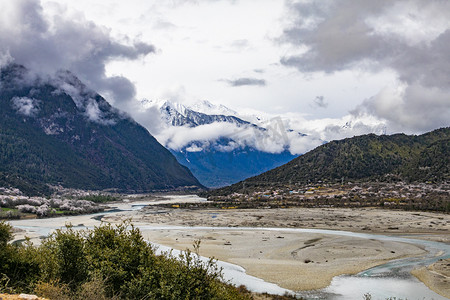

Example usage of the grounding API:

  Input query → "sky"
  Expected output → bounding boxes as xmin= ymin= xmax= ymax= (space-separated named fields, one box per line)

xmin=1 ymin=0 xmax=449 ymax=151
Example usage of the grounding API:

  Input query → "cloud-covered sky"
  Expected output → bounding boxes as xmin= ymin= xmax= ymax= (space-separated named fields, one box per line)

xmin=1 ymin=0 xmax=449 ymax=147
xmin=223 ymin=77 xmax=267 ymax=87
xmin=0 ymin=0 xmax=154 ymax=108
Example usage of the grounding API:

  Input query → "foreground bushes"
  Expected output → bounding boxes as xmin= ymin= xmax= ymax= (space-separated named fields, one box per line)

xmin=0 ymin=221 xmax=250 ymax=299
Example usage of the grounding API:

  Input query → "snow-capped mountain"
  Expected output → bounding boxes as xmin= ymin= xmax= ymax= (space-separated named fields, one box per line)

xmin=136 ymin=99 xmax=389 ymax=188
xmin=143 ymin=99 xmax=253 ymax=128
xmin=142 ymin=99 xmax=301 ymax=187
xmin=189 ymin=100 xmax=238 ymax=116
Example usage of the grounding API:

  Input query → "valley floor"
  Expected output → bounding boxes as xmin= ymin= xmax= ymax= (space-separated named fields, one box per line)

xmin=104 ymin=206 xmax=450 ymax=297
xmin=10 ymin=199 xmax=450 ymax=298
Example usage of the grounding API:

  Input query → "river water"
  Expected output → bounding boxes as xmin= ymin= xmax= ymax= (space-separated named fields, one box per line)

xmin=9 ymin=196 xmax=449 ymax=300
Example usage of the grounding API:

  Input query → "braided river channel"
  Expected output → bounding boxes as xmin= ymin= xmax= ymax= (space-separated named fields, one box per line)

xmin=10 ymin=195 xmax=449 ymax=300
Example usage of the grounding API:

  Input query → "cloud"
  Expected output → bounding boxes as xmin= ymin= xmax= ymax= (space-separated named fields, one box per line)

xmin=152 ymin=19 xmax=177 ymax=30
xmin=287 ymin=134 xmax=323 ymax=155
xmin=312 ymin=96 xmax=328 ymax=108
xmin=138 ymin=97 xmax=391 ymax=156
xmin=223 ymin=77 xmax=266 ymax=87
xmin=48 ymin=70 xmax=118 ymax=125
xmin=274 ymin=107 xmax=389 ymax=145
xmin=132 ymin=103 xmax=168 ymax=134
xmin=154 ymin=118 xmax=290 ymax=154
xmin=279 ymin=1 xmax=416 ymax=73
xmin=85 ymin=98 xmax=116 ymax=125
xmin=137 ymin=98 xmax=391 ymax=156
xmin=0 ymin=0 xmax=155 ymax=107
xmin=185 ymin=144 xmax=203 ymax=152
xmin=352 ymin=83 xmax=450 ymax=133
xmin=280 ymin=0 xmax=450 ymax=133
xmin=149 ymin=105 xmax=325 ymax=155
xmin=230 ymin=39 xmax=250 ymax=50
xmin=0 ymin=52 xmax=13 ymax=69
xmin=11 ymin=96 xmax=40 ymax=116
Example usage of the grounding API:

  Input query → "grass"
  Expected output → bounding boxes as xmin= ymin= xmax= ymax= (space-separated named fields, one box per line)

xmin=51 ymin=210 xmax=70 ymax=215
xmin=0 ymin=208 xmax=22 ymax=220
xmin=1 ymin=208 xmax=16 ymax=211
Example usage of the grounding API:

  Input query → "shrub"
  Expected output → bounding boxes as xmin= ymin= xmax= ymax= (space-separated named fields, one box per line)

xmin=34 ymin=280 xmax=71 ymax=300
xmin=40 ymin=225 xmax=88 ymax=289
xmin=0 ymin=221 xmax=12 ymax=247
xmin=0 ymin=222 xmax=41 ymax=293
xmin=0 ymin=221 xmax=251 ymax=299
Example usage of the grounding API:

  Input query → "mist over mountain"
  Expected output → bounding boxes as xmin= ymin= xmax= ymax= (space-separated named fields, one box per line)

xmin=0 ymin=64 xmax=202 ymax=195
xmin=141 ymin=100 xmax=301 ymax=187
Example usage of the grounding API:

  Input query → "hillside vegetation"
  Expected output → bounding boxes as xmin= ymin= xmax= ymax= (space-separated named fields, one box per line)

xmin=0 ymin=64 xmax=201 ymax=195
xmin=207 ymin=128 xmax=450 ymax=197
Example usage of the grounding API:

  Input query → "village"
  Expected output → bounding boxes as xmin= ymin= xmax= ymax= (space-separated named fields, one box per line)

xmin=204 ymin=181 xmax=450 ymax=212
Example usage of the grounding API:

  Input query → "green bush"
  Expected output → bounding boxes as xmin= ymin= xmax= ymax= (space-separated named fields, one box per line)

xmin=0 ymin=221 xmax=12 ymax=247
xmin=0 ymin=221 xmax=251 ymax=299
xmin=40 ymin=226 xmax=88 ymax=289
xmin=0 ymin=221 xmax=41 ymax=293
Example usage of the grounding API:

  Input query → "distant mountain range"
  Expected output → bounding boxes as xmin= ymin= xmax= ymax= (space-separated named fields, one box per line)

xmin=207 ymin=127 xmax=450 ymax=195
xmin=155 ymin=100 xmax=251 ymax=128
xmin=144 ymin=100 xmax=299 ymax=187
xmin=0 ymin=64 xmax=202 ymax=195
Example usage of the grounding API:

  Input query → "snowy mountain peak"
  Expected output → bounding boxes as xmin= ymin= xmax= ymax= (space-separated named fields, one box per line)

xmin=189 ymin=100 xmax=238 ymax=116
xmin=141 ymin=99 xmax=251 ymax=128
xmin=161 ymin=100 xmax=188 ymax=117
xmin=141 ymin=99 xmax=187 ymax=116
xmin=142 ymin=99 xmax=238 ymax=119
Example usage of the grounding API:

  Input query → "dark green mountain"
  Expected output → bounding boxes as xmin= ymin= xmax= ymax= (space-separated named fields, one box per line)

xmin=208 ymin=128 xmax=450 ymax=195
xmin=0 ymin=64 xmax=202 ymax=195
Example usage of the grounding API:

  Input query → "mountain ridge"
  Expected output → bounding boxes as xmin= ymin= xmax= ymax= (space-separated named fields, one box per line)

xmin=144 ymin=99 xmax=299 ymax=187
xmin=206 ymin=127 xmax=450 ymax=196
xmin=0 ymin=64 xmax=202 ymax=195
xmin=145 ymin=99 xmax=256 ymax=128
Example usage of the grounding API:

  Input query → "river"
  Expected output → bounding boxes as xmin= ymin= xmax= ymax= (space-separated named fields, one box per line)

xmin=9 ymin=195 xmax=449 ymax=300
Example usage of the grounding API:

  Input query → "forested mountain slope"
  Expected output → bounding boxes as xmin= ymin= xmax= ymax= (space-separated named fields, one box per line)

xmin=0 ymin=64 xmax=202 ymax=195
xmin=208 ymin=128 xmax=449 ymax=196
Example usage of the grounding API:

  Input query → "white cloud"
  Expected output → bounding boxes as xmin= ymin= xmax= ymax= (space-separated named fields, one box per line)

xmin=135 ymin=97 xmax=390 ymax=156
xmin=2 ymin=0 xmax=448 ymax=153
xmin=154 ymin=119 xmax=291 ymax=154
xmin=283 ymin=111 xmax=387 ymax=142
xmin=154 ymin=111 xmax=387 ymax=155
xmin=0 ymin=51 xmax=13 ymax=69
xmin=185 ymin=144 xmax=203 ymax=152
xmin=354 ymin=83 xmax=450 ymax=133
xmin=11 ymin=97 xmax=40 ymax=116
xmin=214 ymin=141 xmax=238 ymax=152
xmin=280 ymin=0 xmax=450 ymax=133
xmin=85 ymin=98 xmax=116 ymax=125
xmin=0 ymin=0 xmax=154 ymax=107
xmin=288 ymin=134 xmax=323 ymax=155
